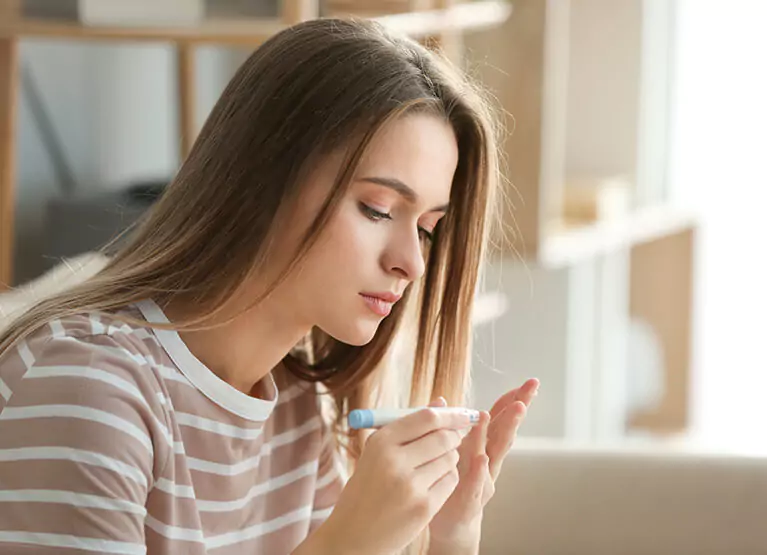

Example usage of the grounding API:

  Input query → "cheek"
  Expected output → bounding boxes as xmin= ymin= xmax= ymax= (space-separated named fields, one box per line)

xmin=326 ymin=206 xmax=377 ymax=263
xmin=304 ymin=205 xmax=380 ymax=282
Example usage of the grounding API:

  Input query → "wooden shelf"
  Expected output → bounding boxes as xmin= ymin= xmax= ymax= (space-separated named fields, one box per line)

xmin=0 ymin=1 xmax=511 ymax=44
xmin=0 ymin=17 xmax=284 ymax=44
xmin=370 ymin=1 xmax=512 ymax=37
xmin=540 ymin=205 xmax=696 ymax=268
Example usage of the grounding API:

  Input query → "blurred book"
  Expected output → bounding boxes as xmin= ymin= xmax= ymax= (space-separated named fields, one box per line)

xmin=22 ymin=0 xmax=205 ymax=26
xmin=563 ymin=176 xmax=631 ymax=226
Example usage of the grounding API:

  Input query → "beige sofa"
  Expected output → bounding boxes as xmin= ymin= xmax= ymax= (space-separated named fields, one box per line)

xmin=0 ymin=252 xmax=108 ymax=333
xmin=481 ymin=439 xmax=767 ymax=555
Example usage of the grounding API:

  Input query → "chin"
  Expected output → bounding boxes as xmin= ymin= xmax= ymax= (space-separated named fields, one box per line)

xmin=321 ymin=319 xmax=381 ymax=347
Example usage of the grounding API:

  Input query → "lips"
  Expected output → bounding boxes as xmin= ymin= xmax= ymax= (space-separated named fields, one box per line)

xmin=359 ymin=292 xmax=401 ymax=317
xmin=361 ymin=291 xmax=402 ymax=303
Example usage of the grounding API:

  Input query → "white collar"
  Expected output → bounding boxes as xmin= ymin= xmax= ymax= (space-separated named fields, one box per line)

xmin=135 ymin=299 xmax=278 ymax=422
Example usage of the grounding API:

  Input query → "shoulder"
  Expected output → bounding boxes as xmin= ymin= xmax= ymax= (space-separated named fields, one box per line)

xmin=11 ymin=310 xmax=162 ymax=394
xmin=1 ymin=310 xmax=174 ymax=468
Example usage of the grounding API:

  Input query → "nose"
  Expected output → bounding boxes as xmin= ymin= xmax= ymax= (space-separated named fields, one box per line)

xmin=381 ymin=226 xmax=427 ymax=282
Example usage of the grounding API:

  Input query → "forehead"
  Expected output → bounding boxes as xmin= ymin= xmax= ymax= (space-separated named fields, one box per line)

xmin=356 ymin=113 xmax=458 ymax=202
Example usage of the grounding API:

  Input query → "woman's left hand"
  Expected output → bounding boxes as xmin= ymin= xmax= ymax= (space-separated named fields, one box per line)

xmin=427 ymin=378 xmax=540 ymax=553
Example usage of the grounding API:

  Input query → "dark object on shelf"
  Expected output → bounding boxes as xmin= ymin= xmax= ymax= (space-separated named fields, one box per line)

xmin=43 ymin=179 xmax=168 ymax=269
xmin=22 ymin=0 xmax=79 ymax=20
xmin=206 ymin=0 xmax=278 ymax=18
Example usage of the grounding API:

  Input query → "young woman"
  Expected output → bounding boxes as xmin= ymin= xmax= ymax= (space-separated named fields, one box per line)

xmin=0 ymin=17 xmax=538 ymax=555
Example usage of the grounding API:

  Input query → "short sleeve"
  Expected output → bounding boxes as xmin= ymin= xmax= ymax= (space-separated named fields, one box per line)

xmin=0 ymin=332 xmax=171 ymax=554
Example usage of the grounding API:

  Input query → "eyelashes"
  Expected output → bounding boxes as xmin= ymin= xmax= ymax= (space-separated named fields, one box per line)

xmin=418 ymin=227 xmax=434 ymax=243
xmin=359 ymin=203 xmax=392 ymax=222
xmin=359 ymin=203 xmax=434 ymax=243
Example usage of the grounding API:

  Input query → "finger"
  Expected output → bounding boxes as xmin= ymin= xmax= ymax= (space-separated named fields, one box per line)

xmin=415 ymin=448 xmax=460 ymax=490
xmin=381 ymin=407 xmax=474 ymax=445
xmin=458 ymin=411 xmax=489 ymax=474
xmin=480 ymin=457 xmax=495 ymax=507
xmin=427 ymin=399 xmax=470 ymax=445
xmin=488 ymin=401 xmax=527 ymax=450
xmin=489 ymin=379 xmax=539 ymax=420
xmin=516 ymin=378 xmax=540 ymax=407
xmin=404 ymin=428 xmax=463 ymax=468
xmin=487 ymin=401 xmax=526 ymax=481
xmin=489 ymin=389 xmax=519 ymax=421
xmin=448 ymin=453 xmax=489 ymax=515
xmin=471 ymin=454 xmax=491 ymax=508
xmin=470 ymin=411 xmax=490 ymax=456
xmin=457 ymin=421 xmax=481 ymax=476
xmin=428 ymin=465 xmax=460 ymax=510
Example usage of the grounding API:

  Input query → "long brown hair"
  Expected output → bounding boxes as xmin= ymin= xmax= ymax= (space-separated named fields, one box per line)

xmin=1 ymin=16 xmax=501 ymax=481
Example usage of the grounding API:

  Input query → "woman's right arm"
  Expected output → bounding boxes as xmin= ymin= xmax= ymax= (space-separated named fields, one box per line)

xmin=293 ymin=408 xmax=471 ymax=555
xmin=0 ymin=334 xmax=164 ymax=554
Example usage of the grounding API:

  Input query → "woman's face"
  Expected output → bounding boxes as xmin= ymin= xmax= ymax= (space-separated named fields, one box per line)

xmin=277 ymin=113 xmax=458 ymax=346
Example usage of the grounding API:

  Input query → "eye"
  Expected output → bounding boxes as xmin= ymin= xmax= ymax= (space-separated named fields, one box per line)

xmin=418 ymin=227 xmax=434 ymax=244
xmin=359 ymin=203 xmax=392 ymax=221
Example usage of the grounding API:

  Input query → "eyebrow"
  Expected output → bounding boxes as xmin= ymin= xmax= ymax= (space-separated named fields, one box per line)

xmin=359 ymin=176 xmax=450 ymax=213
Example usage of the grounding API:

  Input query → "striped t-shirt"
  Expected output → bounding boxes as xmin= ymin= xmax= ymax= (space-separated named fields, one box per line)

xmin=0 ymin=299 xmax=345 ymax=554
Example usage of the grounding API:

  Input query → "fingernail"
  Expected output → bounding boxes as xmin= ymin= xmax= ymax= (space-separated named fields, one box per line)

xmin=429 ymin=397 xmax=447 ymax=407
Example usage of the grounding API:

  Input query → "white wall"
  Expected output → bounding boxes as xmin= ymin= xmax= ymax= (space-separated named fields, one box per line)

xmin=14 ymin=40 xmax=247 ymax=283
xmin=16 ymin=42 xmax=103 ymax=282
xmin=669 ymin=0 xmax=767 ymax=449
xmin=472 ymin=256 xmax=572 ymax=438
xmin=565 ymin=0 xmax=642 ymax=181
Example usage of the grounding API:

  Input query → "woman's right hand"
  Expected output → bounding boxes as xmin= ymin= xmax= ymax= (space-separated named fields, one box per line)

xmin=305 ymin=408 xmax=473 ymax=555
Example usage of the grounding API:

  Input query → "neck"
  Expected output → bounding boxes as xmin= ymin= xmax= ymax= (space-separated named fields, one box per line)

xmin=164 ymin=293 xmax=310 ymax=396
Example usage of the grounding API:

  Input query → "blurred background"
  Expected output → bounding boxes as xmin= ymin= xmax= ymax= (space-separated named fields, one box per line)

xmin=1 ymin=0 xmax=766 ymax=456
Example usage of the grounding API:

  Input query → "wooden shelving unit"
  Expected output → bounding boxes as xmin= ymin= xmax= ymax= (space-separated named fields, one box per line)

xmin=465 ymin=0 xmax=692 ymax=264
xmin=0 ymin=0 xmax=512 ymax=289
xmin=0 ymin=1 xmax=511 ymax=44
xmin=540 ymin=205 xmax=696 ymax=269
xmin=465 ymin=0 xmax=696 ymax=440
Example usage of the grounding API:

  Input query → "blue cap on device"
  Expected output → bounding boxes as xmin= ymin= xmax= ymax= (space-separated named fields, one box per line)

xmin=348 ymin=409 xmax=374 ymax=430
